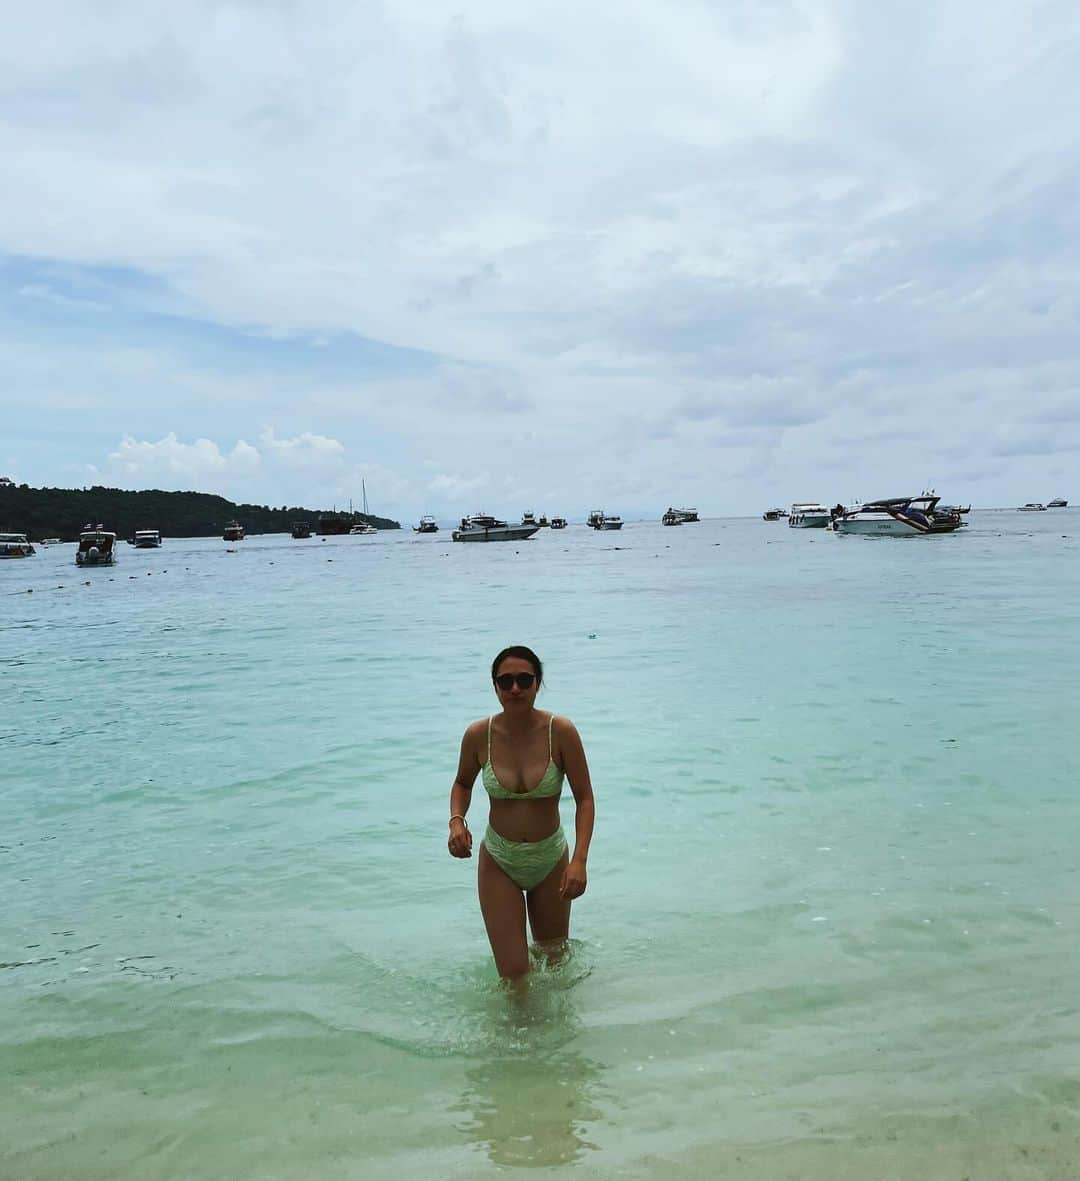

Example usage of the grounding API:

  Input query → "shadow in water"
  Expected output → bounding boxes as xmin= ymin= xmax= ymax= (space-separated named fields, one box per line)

xmin=458 ymin=1049 xmax=603 ymax=1168
xmin=453 ymin=949 xmax=603 ymax=1167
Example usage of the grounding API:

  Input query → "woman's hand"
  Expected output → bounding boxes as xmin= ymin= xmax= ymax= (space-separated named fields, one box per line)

xmin=448 ymin=818 xmax=473 ymax=858
xmin=560 ymin=858 xmax=587 ymax=900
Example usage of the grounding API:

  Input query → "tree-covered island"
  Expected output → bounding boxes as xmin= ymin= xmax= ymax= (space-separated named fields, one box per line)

xmin=0 ymin=482 xmax=401 ymax=541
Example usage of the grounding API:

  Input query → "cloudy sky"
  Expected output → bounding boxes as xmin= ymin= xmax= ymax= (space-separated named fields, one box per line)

xmin=3 ymin=1 xmax=1078 ymax=519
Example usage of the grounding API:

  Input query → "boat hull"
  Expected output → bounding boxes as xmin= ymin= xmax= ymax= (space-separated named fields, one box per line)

xmin=789 ymin=514 xmax=829 ymax=529
xmin=833 ymin=517 xmax=924 ymax=536
xmin=452 ymin=525 xmax=540 ymax=542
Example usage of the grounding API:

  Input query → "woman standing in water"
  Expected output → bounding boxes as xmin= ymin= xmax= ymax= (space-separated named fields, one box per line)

xmin=448 ymin=646 xmax=595 ymax=979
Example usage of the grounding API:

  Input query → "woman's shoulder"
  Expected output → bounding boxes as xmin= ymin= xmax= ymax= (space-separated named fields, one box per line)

xmin=463 ymin=716 xmax=490 ymax=739
xmin=548 ymin=712 xmax=580 ymax=739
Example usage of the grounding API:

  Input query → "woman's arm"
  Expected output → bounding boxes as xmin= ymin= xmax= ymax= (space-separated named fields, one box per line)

xmin=556 ymin=717 xmax=595 ymax=897
xmin=448 ymin=722 xmax=482 ymax=858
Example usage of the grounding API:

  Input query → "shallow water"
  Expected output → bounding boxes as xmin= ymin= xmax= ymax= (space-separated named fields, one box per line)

xmin=3 ymin=512 xmax=1080 ymax=1178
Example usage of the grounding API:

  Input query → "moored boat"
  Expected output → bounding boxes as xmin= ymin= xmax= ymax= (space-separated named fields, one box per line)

xmin=452 ymin=513 xmax=540 ymax=542
xmin=132 ymin=529 xmax=162 ymax=548
xmin=1048 ymin=498 xmax=1068 ymax=508
xmin=788 ymin=502 xmax=829 ymax=529
xmin=667 ymin=507 xmax=699 ymax=523
xmin=223 ymin=520 xmax=244 ymax=541
xmin=661 ymin=510 xmax=683 ymax=526
xmin=521 ymin=511 xmax=538 ymax=527
xmin=550 ymin=517 xmax=567 ymax=529
xmin=76 ymin=525 xmax=117 ymax=565
xmin=291 ymin=521 xmax=312 ymax=539
xmin=414 ymin=516 xmax=439 ymax=533
xmin=587 ymin=510 xmax=623 ymax=529
xmin=762 ymin=508 xmax=787 ymax=521
xmin=0 ymin=532 xmax=35 ymax=558
xmin=349 ymin=521 xmax=378 ymax=535
xmin=1018 ymin=503 xmax=1047 ymax=512
xmin=832 ymin=495 xmax=961 ymax=536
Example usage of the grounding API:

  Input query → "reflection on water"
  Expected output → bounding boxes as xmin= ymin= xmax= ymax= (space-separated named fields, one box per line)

xmin=459 ymin=1049 xmax=602 ymax=1167
xmin=454 ymin=947 xmax=603 ymax=1167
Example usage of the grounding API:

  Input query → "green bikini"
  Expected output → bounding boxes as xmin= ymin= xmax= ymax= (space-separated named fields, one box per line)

xmin=482 ymin=714 xmax=567 ymax=891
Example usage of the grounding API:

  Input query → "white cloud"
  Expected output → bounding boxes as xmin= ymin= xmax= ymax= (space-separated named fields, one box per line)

xmin=3 ymin=1 xmax=1080 ymax=513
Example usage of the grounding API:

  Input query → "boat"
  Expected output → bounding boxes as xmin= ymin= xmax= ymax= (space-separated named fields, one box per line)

xmin=132 ymin=529 xmax=162 ymax=548
xmin=832 ymin=495 xmax=962 ymax=536
xmin=316 ymin=514 xmax=352 ymax=535
xmin=291 ymin=522 xmax=311 ymax=539
xmin=538 ymin=515 xmax=550 ymax=527
xmin=661 ymin=510 xmax=684 ymax=526
xmin=414 ymin=516 xmax=439 ymax=533
xmin=762 ymin=508 xmax=788 ymax=521
xmin=1048 ymin=498 xmax=1068 ymax=508
xmin=75 ymin=525 xmax=117 ymax=565
xmin=350 ymin=479 xmax=379 ymax=534
xmin=587 ymin=510 xmax=623 ymax=530
xmin=550 ymin=517 xmax=567 ymax=530
xmin=788 ymin=502 xmax=830 ymax=529
xmin=0 ymin=532 xmax=35 ymax=558
xmin=666 ymin=507 xmax=699 ymax=523
xmin=223 ymin=520 xmax=244 ymax=541
xmin=452 ymin=513 xmax=540 ymax=542
xmin=521 ymin=511 xmax=538 ymax=526
xmin=1018 ymin=503 xmax=1047 ymax=512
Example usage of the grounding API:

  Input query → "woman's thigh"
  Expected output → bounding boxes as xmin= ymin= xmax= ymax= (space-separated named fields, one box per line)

xmin=526 ymin=849 xmax=571 ymax=944
xmin=478 ymin=844 xmax=529 ymax=978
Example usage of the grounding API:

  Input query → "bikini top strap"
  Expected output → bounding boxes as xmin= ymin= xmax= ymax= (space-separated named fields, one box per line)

xmin=548 ymin=713 xmax=554 ymax=758
xmin=487 ymin=716 xmax=493 ymax=764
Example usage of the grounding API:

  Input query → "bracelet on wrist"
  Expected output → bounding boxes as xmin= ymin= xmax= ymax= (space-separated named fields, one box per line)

xmin=449 ymin=814 xmax=468 ymax=829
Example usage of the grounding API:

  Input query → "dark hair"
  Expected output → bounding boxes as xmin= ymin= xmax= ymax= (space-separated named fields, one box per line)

xmin=491 ymin=645 xmax=543 ymax=687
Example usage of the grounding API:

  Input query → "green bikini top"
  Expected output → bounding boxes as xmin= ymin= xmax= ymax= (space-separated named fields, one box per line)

xmin=483 ymin=714 xmax=565 ymax=800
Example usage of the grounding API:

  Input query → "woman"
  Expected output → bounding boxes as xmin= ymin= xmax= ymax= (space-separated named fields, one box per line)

xmin=448 ymin=645 xmax=595 ymax=979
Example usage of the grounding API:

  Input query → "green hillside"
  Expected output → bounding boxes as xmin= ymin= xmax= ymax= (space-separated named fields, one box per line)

xmin=0 ymin=483 xmax=400 ymax=540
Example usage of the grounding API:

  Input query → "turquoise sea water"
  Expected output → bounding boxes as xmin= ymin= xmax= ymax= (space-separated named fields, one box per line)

xmin=4 ymin=512 xmax=1080 ymax=1180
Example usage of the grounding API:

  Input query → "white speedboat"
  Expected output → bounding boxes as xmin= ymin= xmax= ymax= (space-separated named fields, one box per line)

xmin=1018 ymin=503 xmax=1047 ymax=512
xmin=132 ymin=529 xmax=162 ymax=548
xmin=76 ymin=525 xmax=117 ymax=565
xmin=832 ymin=495 xmax=961 ymax=536
xmin=414 ymin=516 xmax=439 ymax=533
xmin=521 ymin=510 xmax=538 ymax=526
xmin=452 ymin=513 xmax=540 ymax=542
xmin=349 ymin=521 xmax=378 ymax=535
xmin=0 ymin=532 xmax=35 ymax=558
xmin=762 ymin=508 xmax=787 ymax=521
xmin=661 ymin=510 xmax=683 ymax=525
xmin=788 ymin=502 xmax=829 ymax=529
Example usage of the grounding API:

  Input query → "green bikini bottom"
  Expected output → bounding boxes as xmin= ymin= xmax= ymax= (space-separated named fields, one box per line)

xmin=483 ymin=825 xmax=567 ymax=891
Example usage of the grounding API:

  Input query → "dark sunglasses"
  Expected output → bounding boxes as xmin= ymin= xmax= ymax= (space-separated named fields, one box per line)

xmin=494 ymin=672 xmax=537 ymax=691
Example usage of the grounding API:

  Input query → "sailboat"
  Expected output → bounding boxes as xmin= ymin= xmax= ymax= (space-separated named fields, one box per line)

xmin=350 ymin=479 xmax=378 ymax=535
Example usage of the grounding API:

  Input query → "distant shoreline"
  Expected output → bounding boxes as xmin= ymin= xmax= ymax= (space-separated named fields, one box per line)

xmin=0 ymin=482 xmax=400 ymax=541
